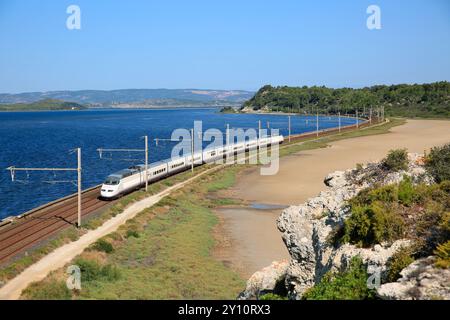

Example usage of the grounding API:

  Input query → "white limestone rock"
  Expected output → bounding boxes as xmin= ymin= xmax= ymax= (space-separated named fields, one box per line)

xmin=377 ymin=256 xmax=450 ymax=300
xmin=238 ymin=260 xmax=289 ymax=300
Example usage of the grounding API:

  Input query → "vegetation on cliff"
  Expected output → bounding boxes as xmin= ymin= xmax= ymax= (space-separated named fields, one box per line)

xmin=337 ymin=146 xmax=450 ymax=272
xmin=304 ymin=146 xmax=450 ymax=299
xmin=426 ymin=143 xmax=450 ymax=183
xmin=302 ymin=257 xmax=376 ymax=300
xmin=242 ymin=82 xmax=450 ymax=118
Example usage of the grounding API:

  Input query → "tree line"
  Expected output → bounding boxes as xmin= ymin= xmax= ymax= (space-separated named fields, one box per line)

xmin=242 ymin=82 xmax=450 ymax=118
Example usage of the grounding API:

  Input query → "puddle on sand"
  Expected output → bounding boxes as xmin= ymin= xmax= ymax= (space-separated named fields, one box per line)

xmin=250 ymin=203 xmax=288 ymax=210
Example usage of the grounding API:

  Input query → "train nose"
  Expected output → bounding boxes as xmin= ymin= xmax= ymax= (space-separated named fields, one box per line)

xmin=101 ymin=186 xmax=116 ymax=198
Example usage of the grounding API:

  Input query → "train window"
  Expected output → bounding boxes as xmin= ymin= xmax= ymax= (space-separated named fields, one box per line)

xmin=104 ymin=176 xmax=120 ymax=185
xmin=171 ymin=162 xmax=184 ymax=168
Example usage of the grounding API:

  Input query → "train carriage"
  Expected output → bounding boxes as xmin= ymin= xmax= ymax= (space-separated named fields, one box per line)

xmin=167 ymin=157 xmax=187 ymax=174
xmin=100 ymin=134 xmax=284 ymax=199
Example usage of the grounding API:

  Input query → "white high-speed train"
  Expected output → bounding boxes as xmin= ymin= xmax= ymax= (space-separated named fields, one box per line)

xmin=100 ymin=135 xmax=284 ymax=199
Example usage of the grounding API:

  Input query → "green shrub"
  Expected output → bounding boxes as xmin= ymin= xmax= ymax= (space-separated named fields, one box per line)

xmin=126 ymin=229 xmax=140 ymax=239
xmin=259 ymin=293 xmax=288 ymax=300
xmin=434 ymin=241 xmax=450 ymax=269
xmin=75 ymin=258 xmax=101 ymax=282
xmin=74 ymin=258 xmax=121 ymax=282
xmin=302 ymin=257 xmax=376 ymax=300
xmin=341 ymin=205 xmax=371 ymax=245
xmin=351 ymin=184 xmax=398 ymax=206
xmin=387 ymin=247 xmax=414 ymax=282
xmin=415 ymin=202 xmax=449 ymax=255
xmin=398 ymin=176 xmax=416 ymax=206
xmin=92 ymin=239 xmax=114 ymax=253
xmin=425 ymin=143 xmax=450 ymax=183
xmin=341 ymin=202 xmax=404 ymax=247
xmin=382 ymin=149 xmax=408 ymax=172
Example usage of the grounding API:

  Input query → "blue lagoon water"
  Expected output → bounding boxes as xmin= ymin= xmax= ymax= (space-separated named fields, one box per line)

xmin=0 ymin=108 xmax=358 ymax=219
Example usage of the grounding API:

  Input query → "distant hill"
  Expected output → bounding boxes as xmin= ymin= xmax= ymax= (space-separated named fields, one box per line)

xmin=0 ymin=99 xmax=87 ymax=111
xmin=0 ymin=89 xmax=254 ymax=107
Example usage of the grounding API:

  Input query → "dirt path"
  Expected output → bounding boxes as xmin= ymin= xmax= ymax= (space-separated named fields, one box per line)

xmin=217 ymin=119 xmax=450 ymax=277
xmin=0 ymin=166 xmax=223 ymax=300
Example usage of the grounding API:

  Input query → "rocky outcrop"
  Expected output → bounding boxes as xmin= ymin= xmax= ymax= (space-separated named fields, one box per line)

xmin=238 ymin=260 xmax=289 ymax=300
xmin=240 ymin=153 xmax=443 ymax=300
xmin=377 ymin=256 xmax=450 ymax=300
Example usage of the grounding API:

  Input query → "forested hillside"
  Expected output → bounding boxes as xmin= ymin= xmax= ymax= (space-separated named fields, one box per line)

xmin=0 ymin=99 xmax=86 ymax=111
xmin=242 ymin=82 xmax=450 ymax=118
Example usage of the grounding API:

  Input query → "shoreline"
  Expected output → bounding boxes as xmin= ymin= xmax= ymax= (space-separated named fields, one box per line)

xmin=213 ymin=119 xmax=450 ymax=278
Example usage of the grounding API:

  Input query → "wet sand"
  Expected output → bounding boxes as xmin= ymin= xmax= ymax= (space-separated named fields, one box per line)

xmin=214 ymin=207 xmax=290 ymax=279
xmin=214 ymin=119 xmax=450 ymax=277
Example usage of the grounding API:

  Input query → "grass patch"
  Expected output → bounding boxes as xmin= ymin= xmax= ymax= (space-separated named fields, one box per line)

xmin=22 ymin=280 xmax=72 ymax=300
xmin=207 ymin=168 xmax=238 ymax=192
xmin=21 ymin=166 xmax=246 ymax=299
xmin=74 ymin=258 xmax=121 ymax=282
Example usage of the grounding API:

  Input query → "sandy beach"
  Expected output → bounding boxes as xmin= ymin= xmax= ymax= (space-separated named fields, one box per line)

xmin=215 ymin=119 xmax=450 ymax=278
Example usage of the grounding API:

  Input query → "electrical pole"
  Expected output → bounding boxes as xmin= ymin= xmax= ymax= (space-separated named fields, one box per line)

xmin=191 ymin=128 xmax=194 ymax=173
xmin=316 ymin=108 xmax=319 ymax=137
xmin=6 ymin=148 xmax=83 ymax=228
xmin=77 ymin=148 xmax=81 ymax=228
xmin=144 ymin=135 xmax=148 ymax=191
xmin=356 ymin=109 xmax=359 ymax=129
xmin=226 ymin=123 xmax=230 ymax=147
xmin=338 ymin=112 xmax=341 ymax=133
xmin=288 ymin=115 xmax=291 ymax=143
xmin=258 ymin=120 xmax=261 ymax=142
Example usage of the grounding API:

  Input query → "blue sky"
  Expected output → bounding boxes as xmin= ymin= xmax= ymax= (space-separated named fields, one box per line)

xmin=0 ymin=0 xmax=449 ymax=93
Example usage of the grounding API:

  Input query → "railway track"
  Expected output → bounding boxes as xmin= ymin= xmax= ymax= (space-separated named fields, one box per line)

xmin=0 ymin=118 xmax=379 ymax=265
xmin=0 ymin=187 xmax=113 ymax=264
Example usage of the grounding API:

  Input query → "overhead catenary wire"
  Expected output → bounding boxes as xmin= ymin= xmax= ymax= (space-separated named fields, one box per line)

xmin=97 ymin=136 xmax=149 ymax=191
xmin=5 ymin=148 xmax=83 ymax=228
